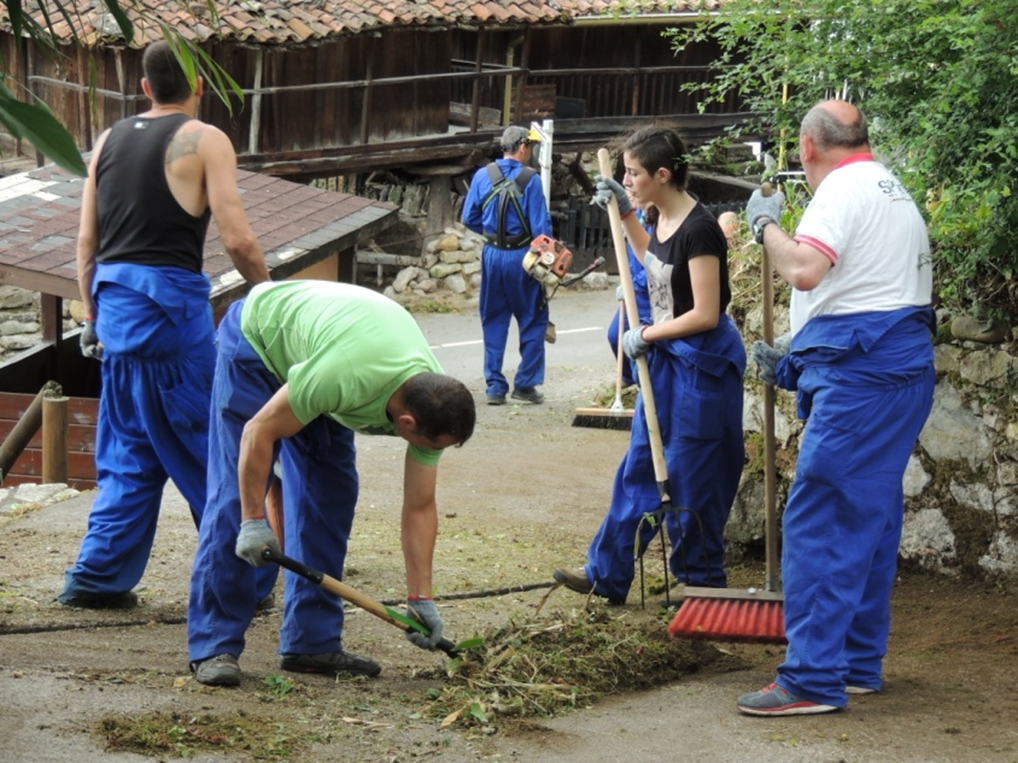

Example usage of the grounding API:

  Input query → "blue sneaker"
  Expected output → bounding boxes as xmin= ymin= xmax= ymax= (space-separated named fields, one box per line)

xmin=737 ymin=683 xmax=839 ymax=716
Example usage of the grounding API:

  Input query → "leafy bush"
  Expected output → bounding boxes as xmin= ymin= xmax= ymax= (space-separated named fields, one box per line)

xmin=668 ymin=0 xmax=1018 ymax=321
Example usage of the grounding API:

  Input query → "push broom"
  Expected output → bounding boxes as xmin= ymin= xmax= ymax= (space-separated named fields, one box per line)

xmin=667 ymin=191 xmax=785 ymax=644
xmin=572 ymin=299 xmax=634 ymax=430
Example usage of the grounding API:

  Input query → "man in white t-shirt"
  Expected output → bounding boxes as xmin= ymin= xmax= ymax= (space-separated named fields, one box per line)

xmin=737 ymin=100 xmax=936 ymax=716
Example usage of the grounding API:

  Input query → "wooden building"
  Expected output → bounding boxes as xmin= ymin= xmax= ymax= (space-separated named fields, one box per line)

xmin=0 ymin=1 xmax=751 ymax=182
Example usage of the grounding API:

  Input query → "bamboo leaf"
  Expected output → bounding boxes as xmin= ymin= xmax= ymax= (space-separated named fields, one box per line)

xmin=101 ymin=0 xmax=135 ymax=45
xmin=0 ymin=86 xmax=86 ymax=176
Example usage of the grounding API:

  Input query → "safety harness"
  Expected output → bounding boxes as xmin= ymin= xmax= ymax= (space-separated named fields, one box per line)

xmin=482 ymin=163 xmax=537 ymax=250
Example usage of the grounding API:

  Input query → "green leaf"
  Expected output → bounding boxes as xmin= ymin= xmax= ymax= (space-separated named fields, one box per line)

xmin=454 ymin=636 xmax=485 ymax=651
xmin=102 ymin=0 xmax=135 ymax=45
xmin=467 ymin=703 xmax=488 ymax=724
xmin=0 ymin=86 xmax=86 ymax=176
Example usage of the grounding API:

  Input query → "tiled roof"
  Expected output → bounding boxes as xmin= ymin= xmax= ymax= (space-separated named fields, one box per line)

xmin=0 ymin=163 xmax=398 ymax=307
xmin=0 ymin=1 xmax=722 ymax=48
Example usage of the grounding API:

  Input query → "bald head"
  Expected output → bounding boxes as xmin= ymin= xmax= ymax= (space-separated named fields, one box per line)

xmin=801 ymin=100 xmax=869 ymax=152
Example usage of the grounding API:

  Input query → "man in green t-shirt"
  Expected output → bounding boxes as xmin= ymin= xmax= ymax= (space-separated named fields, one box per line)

xmin=187 ymin=281 xmax=476 ymax=687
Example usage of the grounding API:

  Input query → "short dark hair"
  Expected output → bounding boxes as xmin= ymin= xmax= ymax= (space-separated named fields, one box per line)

xmin=622 ymin=126 xmax=689 ymax=190
xmin=404 ymin=373 xmax=476 ymax=446
xmin=142 ymin=41 xmax=194 ymax=105
xmin=802 ymin=104 xmax=869 ymax=151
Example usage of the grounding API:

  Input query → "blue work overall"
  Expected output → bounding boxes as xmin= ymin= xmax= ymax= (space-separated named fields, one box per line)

xmin=60 ymin=264 xmax=215 ymax=600
xmin=773 ymin=308 xmax=935 ymax=707
xmin=188 ymin=301 xmax=359 ymax=663
xmin=585 ymin=316 xmax=746 ymax=602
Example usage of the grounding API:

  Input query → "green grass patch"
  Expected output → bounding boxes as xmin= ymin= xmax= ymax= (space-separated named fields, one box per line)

xmin=96 ymin=711 xmax=304 ymax=759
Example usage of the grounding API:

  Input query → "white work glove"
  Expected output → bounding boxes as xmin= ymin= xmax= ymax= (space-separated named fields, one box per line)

xmin=616 ymin=285 xmax=625 ymax=302
xmin=751 ymin=332 xmax=792 ymax=385
xmin=744 ymin=187 xmax=786 ymax=229
xmin=622 ymin=326 xmax=651 ymax=360
xmin=593 ymin=176 xmax=634 ymax=218
xmin=80 ymin=320 xmax=103 ymax=360
xmin=235 ymin=519 xmax=281 ymax=567
xmin=405 ymin=598 xmax=444 ymax=651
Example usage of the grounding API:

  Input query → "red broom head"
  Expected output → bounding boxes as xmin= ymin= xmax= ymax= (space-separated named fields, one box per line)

xmin=668 ymin=597 xmax=786 ymax=645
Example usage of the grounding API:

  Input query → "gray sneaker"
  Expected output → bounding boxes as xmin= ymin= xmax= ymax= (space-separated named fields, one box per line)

xmin=279 ymin=650 xmax=381 ymax=678
xmin=846 ymin=685 xmax=879 ymax=695
xmin=511 ymin=387 xmax=545 ymax=404
xmin=737 ymin=682 xmax=839 ymax=716
xmin=193 ymin=654 xmax=241 ymax=687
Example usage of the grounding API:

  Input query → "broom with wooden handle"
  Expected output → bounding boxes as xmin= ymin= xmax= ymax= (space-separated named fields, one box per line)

xmin=667 ymin=182 xmax=785 ymax=645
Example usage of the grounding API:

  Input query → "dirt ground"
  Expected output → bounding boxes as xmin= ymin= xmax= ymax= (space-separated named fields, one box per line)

xmin=1 ymin=288 xmax=1016 ymax=763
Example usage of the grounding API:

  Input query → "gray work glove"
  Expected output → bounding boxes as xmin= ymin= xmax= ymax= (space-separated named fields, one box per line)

xmin=622 ymin=326 xmax=651 ymax=360
xmin=616 ymin=284 xmax=625 ymax=302
xmin=235 ymin=519 xmax=281 ymax=567
xmin=80 ymin=320 xmax=103 ymax=360
xmin=593 ymin=175 xmax=633 ymax=218
xmin=405 ymin=598 xmax=444 ymax=651
xmin=745 ymin=187 xmax=786 ymax=228
xmin=752 ymin=332 xmax=792 ymax=385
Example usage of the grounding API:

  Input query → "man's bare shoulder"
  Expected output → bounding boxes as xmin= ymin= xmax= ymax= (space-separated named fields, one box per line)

xmin=166 ymin=120 xmax=233 ymax=164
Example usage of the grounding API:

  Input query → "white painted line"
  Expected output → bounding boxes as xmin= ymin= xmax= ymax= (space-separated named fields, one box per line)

xmin=429 ymin=325 xmax=603 ymax=350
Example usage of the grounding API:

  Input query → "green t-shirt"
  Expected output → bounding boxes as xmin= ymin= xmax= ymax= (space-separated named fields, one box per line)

xmin=240 ymin=280 xmax=444 ymax=466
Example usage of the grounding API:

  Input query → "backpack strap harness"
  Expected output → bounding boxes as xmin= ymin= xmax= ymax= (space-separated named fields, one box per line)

xmin=481 ymin=163 xmax=537 ymax=250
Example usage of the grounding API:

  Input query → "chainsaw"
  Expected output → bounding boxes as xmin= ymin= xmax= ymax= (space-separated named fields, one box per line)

xmin=522 ymin=234 xmax=604 ymax=294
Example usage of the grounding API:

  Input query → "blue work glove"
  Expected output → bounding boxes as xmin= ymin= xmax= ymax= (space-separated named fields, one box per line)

xmin=622 ymin=326 xmax=651 ymax=360
xmin=80 ymin=319 xmax=103 ymax=360
xmin=593 ymin=175 xmax=633 ymax=218
xmin=235 ymin=518 xmax=281 ymax=567
xmin=405 ymin=598 xmax=444 ymax=651
xmin=744 ymin=187 xmax=786 ymax=228
xmin=751 ymin=332 xmax=792 ymax=385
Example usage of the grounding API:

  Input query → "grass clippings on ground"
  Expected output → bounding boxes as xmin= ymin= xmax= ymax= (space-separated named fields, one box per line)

xmin=96 ymin=709 xmax=307 ymax=760
xmin=428 ymin=604 xmax=720 ymax=730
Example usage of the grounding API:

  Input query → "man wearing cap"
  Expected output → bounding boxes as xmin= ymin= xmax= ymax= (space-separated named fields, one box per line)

xmin=462 ymin=126 xmax=552 ymax=405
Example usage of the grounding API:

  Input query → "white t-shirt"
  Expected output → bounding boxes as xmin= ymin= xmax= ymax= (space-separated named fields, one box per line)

xmin=790 ymin=155 xmax=932 ymax=335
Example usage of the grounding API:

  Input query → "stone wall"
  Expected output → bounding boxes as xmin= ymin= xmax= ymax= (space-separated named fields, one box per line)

xmin=380 ymin=224 xmax=609 ymax=303
xmin=732 ymin=301 xmax=1018 ymax=585
xmin=0 ymin=285 xmax=82 ymax=361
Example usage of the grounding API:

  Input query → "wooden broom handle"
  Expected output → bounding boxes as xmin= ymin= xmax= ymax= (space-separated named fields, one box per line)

xmin=597 ymin=148 xmax=670 ymax=495
xmin=262 ymin=548 xmax=459 ymax=658
xmin=762 ymin=242 xmax=780 ymax=593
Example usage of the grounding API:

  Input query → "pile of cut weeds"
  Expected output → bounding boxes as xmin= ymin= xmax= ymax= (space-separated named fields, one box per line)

xmin=428 ymin=603 xmax=721 ymax=729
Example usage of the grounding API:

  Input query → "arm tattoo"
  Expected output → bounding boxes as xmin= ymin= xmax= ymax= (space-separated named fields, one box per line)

xmin=165 ymin=128 xmax=201 ymax=164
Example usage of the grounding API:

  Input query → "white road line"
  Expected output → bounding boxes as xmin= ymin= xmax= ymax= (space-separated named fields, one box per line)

xmin=429 ymin=325 xmax=603 ymax=349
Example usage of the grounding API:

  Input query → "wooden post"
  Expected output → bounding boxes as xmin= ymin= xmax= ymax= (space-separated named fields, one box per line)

xmin=0 ymin=381 xmax=61 ymax=482
xmin=42 ymin=394 xmax=69 ymax=484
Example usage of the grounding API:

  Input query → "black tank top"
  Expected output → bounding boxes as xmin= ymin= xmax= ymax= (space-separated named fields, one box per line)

xmin=95 ymin=114 xmax=211 ymax=273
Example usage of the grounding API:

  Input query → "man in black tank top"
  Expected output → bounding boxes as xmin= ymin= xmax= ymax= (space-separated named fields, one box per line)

xmin=58 ymin=41 xmax=271 ymax=615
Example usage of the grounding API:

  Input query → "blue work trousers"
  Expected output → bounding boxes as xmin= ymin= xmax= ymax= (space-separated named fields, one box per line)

xmin=188 ymin=301 xmax=359 ymax=663
xmin=774 ymin=311 xmax=935 ymax=707
xmin=479 ymin=245 xmax=548 ymax=396
xmin=60 ymin=267 xmax=215 ymax=601
xmin=585 ymin=318 xmax=746 ymax=601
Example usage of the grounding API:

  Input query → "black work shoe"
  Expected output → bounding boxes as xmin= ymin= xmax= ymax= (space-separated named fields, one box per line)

xmin=486 ymin=393 xmax=506 ymax=406
xmin=511 ymin=387 xmax=545 ymax=404
xmin=255 ymin=592 xmax=276 ymax=613
xmin=552 ymin=568 xmax=625 ymax=605
xmin=193 ymin=654 xmax=241 ymax=687
xmin=279 ymin=650 xmax=382 ymax=678
xmin=56 ymin=590 xmax=138 ymax=610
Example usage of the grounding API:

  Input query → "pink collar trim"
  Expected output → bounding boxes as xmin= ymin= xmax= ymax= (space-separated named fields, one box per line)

xmin=835 ymin=152 xmax=874 ymax=169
